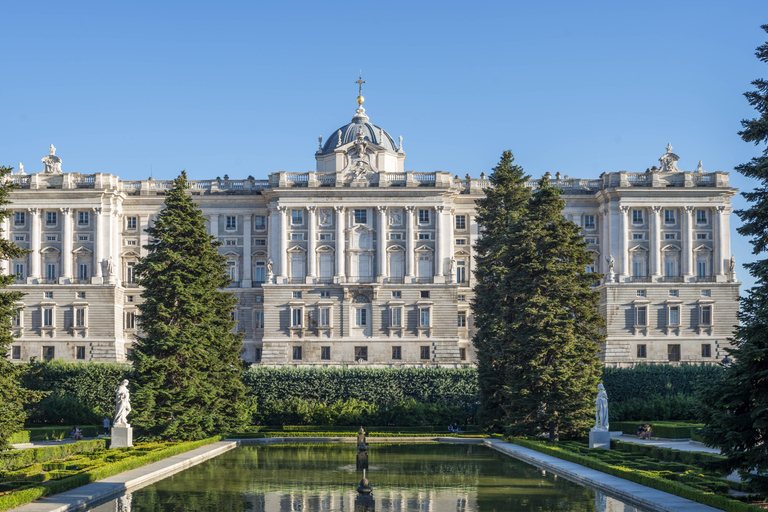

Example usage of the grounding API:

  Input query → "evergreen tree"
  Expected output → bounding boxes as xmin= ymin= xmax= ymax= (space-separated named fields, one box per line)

xmin=471 ymin=151 xmax=531 ymax=432
xmin=131 ymin=171 xmax=247 ymax=440
xmin=499 ymin=177 xmax=604 ymax=441
xmin=697 ymin=26 xmax=768 ymax=492
xmin=0 ymin=166 xmax=44 ymax=450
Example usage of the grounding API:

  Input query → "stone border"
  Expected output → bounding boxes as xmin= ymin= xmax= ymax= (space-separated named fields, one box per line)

xmin=10 ymin=437 xmax=720 ymax=512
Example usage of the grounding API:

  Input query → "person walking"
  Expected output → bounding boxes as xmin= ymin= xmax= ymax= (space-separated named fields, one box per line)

xmin=103 ymin=415 xmax=110 ymax=436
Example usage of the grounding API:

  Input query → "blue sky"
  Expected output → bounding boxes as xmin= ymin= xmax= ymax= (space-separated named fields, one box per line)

xmin=1 ymin=0 xmax=766 ymax=292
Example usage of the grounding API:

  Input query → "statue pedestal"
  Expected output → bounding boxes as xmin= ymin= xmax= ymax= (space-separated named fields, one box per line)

xmin=589 ymin=428 xmax=610 ymax=450
xmin=111 ymin=425 xmax=133 ymax=448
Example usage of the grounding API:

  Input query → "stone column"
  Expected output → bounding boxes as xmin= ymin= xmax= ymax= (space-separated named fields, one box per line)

xmin=405 ymin=206 xmax=415 ymax=279
xmin=92 ymin=207 xmax=103 ymax=282
xmin=307 ymin=207 xmax=316 ymax=280
xmin=721 ymin=206 xmax=732 ymax=278
xmin=61 ymin=208 xmax=73 ymax=283
xmin=682 ymin=206 xmax=693 ymax=279
xmin=334 ymin=206 xmax=345 ymax=282
xmin=448 ymin=208 xmax=455 ymax=282
xmin=650 ymin=206 xmax=661 ymax=279
xmin=0 ymin=217 xmax=8 ymax=275
xmin=434 ymin=206 xmax=444 ymax=279
xmin=468 ymin=214 xmax=477 ymax=284
xmin=139 ymin=215 xmax=148 ymax=256
xmin=242 ymin=214 xmax=252 ymax=287
xmin=109 ymin=208 xmax=121 ymax=285
xmin=377 ymin=206 xmax=387 ymax=281
xmin=278 ymin=206 xmax=288 ymax=278
xmin=29 ymin=208 xmax=41 ymax=282
xmin=714 ymin=206 xmax=726 ymax=278
xmin=619 ymin=206 xmax=629 ymax=280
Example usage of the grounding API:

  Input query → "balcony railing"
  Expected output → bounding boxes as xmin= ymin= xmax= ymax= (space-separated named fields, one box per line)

xmin=348 ymin=275 xmax=375 ymax=284
xmin=695 ymin=275 xmax=716 ymax=283
xmin=661 ymin=276 xmax=684 ymax=283
xmin=388 ymin=276 xmax=405 ymax=284
xmin=629 ymin=276 xmax=652 ymax=283
xmin=413 ymin=277 xmax=434 ymax=284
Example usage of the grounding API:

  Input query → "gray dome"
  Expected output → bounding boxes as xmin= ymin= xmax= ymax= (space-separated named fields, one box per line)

xmin=319 ymin=107 xmax=398 ymax=155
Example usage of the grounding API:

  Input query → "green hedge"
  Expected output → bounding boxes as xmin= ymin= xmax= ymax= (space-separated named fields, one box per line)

xmin=602 ymin=364 xmax=722 ymax=404
xmin=613 ymin=440 xmax=723 ymax=466
xmin=612 ymin=421 xmax=704 ymax=439
xmin=609 ymin=393 xmax=699 ymax=422
xmin=508 ymin=438 xmax=758 ymax=512
xmin=0 ymin=439 xmax=106 ymax=472
xmin=8 ymin=432 xmax=30 ymax=445
xmin=0 ymin=437 xmax=222 ymax=511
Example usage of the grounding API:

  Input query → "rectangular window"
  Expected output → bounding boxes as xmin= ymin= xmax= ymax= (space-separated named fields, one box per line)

xmin=42 ymin=346 xmax=54 ymax=361
xmin=46 ymin=264 xmax=56 ymax=280
xmin=254 ymin=216 xmax=266 ymax=229
xmin=125 ymin=312 xmax=136 ymax=329
xmin=635 ymin=306 xmax=647 ymax=327
xmin=418 ymin=209 xmax=430 ymax=224
xmin=668 ymin=344 xmax=681 ymax=362
xmin=46 ymin=211 xmax=57 ymax=226
xmin=355 ymin=346 xmax=368 ymax=361
xmin=668 ymin=306 xmax=680 ymax=326
xmin=46 ymin=235 xmax=57 ymax=241
xmin=697 ymin=260 xmax=707 ymax=277
xmin=319 ymin=308 xmax=330 ymax=327
xmin=633 ymin=234 xmax=643 ymax=240
xmin=44 ymin=291 xmax=53 ymax=299
xmin=75 ymin=308 xmax=86 ymax=327
xmin=632 ymin=209 xmax=643 ymax=224
xmin=319 ymin=234 xmax=332 ymax=241
xmin=418 ymin=233 xmax=430 ymax=240
xmin=456 ymin=261 xmax=466 ymax=283
xmin=697 ymin=233 xmax=708 ymax=240
xmin=292 ymin=291 xmax=302 ymax=299
xmin=43 ymin=308 xmax=54 ymax=327
xmin=702 ymin=344 xmax=712 ymax=358
xmin=291 ymin=308 xmax=302 ymax=327
xmin=455 ymin=238 xmax=466 ymax=245
xmin=126 ymin=262 xmax=136 ymax=283
xmin=254 ymin=311 xmax=264 ymax=329
xmin=458 ymin=312 xmax=467 ymax=327
xmin=669 ymin=289 xmax=679 ymax=297
xmin=420 ymin=345 xmax=430 ymax=360
xmin=696 ymin=210 xmax=707 ymax=224
xmin=420 ymin=291 xmax=430 ymax=299
xmin=460 ymin=348 xmax=467 ymax=361
xmin=419 ymin=307 xmax=431 ymax=328
xmin=584 ymin=215 xmax=595 ymax=229
xmin=701 ymin=305 xmax=712 ymax=326
xmin=458 ymin=294 xmax=466 ymax=301
xmin=355 ymin=308 xmax=367 ymax=327
xmin=293 ymin=346 xmax=302 ymax=360
xmin=78 ymin=264 xmax=88 ymax=280
xmin=78 ymin=235 xmax=89 ymax=241
xmin=75 ymin=211 xmax=88 ymax=227
xmin=226 ymin=216 xmax=237 ymax=230
xmin=291 ymin=233 xmax=304 ymax=240
xmin=392 ymin=291 xmax=402 ymax=299
xmin=76 ymin=346 xmax=86 ymax=360
xmin=665 ymin=233 xmax=676 ymax=240
xmin=390 ymin=307 xmax=402 ymax=328
xmin=664 ymin=209 xmax=676 ymax=224
xmin=291 ymin=210 xmax=303 ymax=225
xmin=392 ymin=346 xmax=402 ymax=360
xmin=455 ymin=215 xmax=466 ymax=230
xmin=255 ymin=262 xmax=266 ymax=283
xmin=15 ymin=263 xmax=24 ymax=279
xmin=126 ymin=295 xmax=133 ymax=302
xmin=636 ymin=290 xmax=646 ymax=297
xmin=14 ymin=235 xmax=24 ymax=242
xmin=702 ymin=289 xmax=711 ymax=297
xmin=320 ymin=291 xmax=330 ymax=299
xmin=226 ymin=239 xmax=237 ymax=246
xmin=354 ymin=209 xmax=367 ymax=224
xmin=255 ymin=348 xmax=262 ymax=361
xmin=14 ymin=211 xmax=25 ymax=226
xmin=12 ymin=346 xmax=20 ymax=359
xmin=253 ymin=239 xmax=266 ymax=246
xmin=13 ymin=309 xmax=21 ymax=327
xmin=126 ymin=240 xmax=137 ymax=246
xmin=126 ymin=216 xmax=136 ymax=229
xmin=637 ymin=344 xmax=647 ymax=358
xmin=390 ymin=233 xmax=402 ymax=240
xmin=321 ymin=346 xmax=331 ymax=360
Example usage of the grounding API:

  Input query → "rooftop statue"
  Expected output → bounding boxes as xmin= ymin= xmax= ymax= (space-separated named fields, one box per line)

xmin=42 ymin=144 xmax=63 ymax=174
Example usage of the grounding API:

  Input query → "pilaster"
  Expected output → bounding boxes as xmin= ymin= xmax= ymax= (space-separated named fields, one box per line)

xmin=619 ymin=206 xmax=629 ymax=280
xmin=334 ymin=206 xmax=345 ymax=282
xmin=60 ymin=208 xmax=73 ymax=282
xmin=405 ymin=206 xmax=415 ymax=279
xmin=307 ymin=206 xmax=316 ymax=280
xmin=682 ymin=206 xmax=693 ymax=279
xmin=92 ymin=207 xmax=103 ymax=283
xmin=242 ymin=214 xmax=252 ymax=287
xmin=278 ymin=206 xmax=288 ymax=279
xmin=650 ymin=206 xmax=661 ymax=279
xmin=377 ymin=206 xmax=387 ymax=282
xmin=28 ymin=208 xmax=41 ymax=283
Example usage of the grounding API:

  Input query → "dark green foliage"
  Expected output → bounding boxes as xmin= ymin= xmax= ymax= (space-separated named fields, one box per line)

xmin=0 ymin=166 xmax=44 ymax=451
xmin=697 ymin=25 xmax=768 ymax=494
xmin=19 ymin=360 xmax=130 ymax=425
xmin=602 ymin=364 xmax=722 ymax=403
xmin=130 ymin=172 xmax=247 ymax=440
xmin=242 ymin=366 xmax=479 ymax=422
xmin=609 ymin=394 xmax=699 ymax=422
xmin=471 ymin=151 xmax=531 ymax=431
xmin=473 ymin=166 xmax=604 ymax=440
xmin=611 ymin=421 xmax=704 ymax=439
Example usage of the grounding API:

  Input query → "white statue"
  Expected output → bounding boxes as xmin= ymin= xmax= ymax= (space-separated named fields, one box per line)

xmin=17 ymin=163 xmax=25 ymax=175
xmin=266 ymin=258 xmax=273 ymax=275
xmin=729 ymin=254 xmax=735 ymax=274
xmin=107 ymin=256 xmax=115 ymax=276
xmin=114 ymin=379 xmax=132 ymax=426
xmin=49 ymin=144 xmax=56 ymax=156
xmin=319 ymin=209 xmax=332 ymax=226
xmin=605 ymin=255 xmax=615 ymax=274
xmin=41 ymin=144 xmax=63 ymax=174
xmin=450 ymin=257 xmax=457 ymax=278
xmin=594 ymin=384 xmax=609 ymax=431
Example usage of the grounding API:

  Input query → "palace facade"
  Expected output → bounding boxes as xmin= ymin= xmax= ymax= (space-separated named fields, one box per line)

xmin=5 ymin=99 xmax=740 ymax=367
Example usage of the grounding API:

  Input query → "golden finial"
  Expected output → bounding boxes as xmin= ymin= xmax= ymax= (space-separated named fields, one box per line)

xmin=355 ymin=74 xmax=366 ymax=105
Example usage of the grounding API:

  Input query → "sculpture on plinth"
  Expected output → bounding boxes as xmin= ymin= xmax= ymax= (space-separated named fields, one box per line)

xmin=589 ymin=384 xmax=610 ymax=450
xmin=41 ymin=144 xmax=63 ymax=174
xmin=111 ymin=379 xmax=134 ymax=448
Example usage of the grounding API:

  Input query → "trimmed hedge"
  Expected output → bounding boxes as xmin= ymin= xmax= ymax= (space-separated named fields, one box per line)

xmin=602 ymin=364 xmax=722 ymax=404
xmin=0 ymin=439 xmax=106 ymax=472
xmin=0 ymin=436 xmax=222 ymax=511
xmin=613 ymin=440 xmax=723 ymax=466
xmin=612 ymin=421 xmax=704 ymax=439
xmin=508 ymin=438 xmax=759 ymax=512
xmin=8 ymin=432 xmax=30 ymax=445
xmin=609 ymin=393 xmax=699 ymax=422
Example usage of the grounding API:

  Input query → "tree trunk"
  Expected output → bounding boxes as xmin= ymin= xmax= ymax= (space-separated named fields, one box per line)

xmin=548 ymin=421 xmax=559 ymax=443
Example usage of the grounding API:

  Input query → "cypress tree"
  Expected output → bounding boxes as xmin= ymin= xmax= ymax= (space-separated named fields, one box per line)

xmin=500 ymin=177 xmax=604 ymax=441
xmin=131 ymin=171 xmax=247 ymax=440
xmin=697 ymin=26 xmax=768 ymax=492
xmin=472 ymin=151 xmax=531 ymax=432
xmin=0 ymin=166 xmax=44 ymax=450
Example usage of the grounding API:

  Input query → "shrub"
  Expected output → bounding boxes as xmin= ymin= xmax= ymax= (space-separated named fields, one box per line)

xmin=611 ymin=421 xmax=704 ymax=440
xmin=602 ymin=364 xmax=721 ymax=404
xmin=609 ymin=393 xmax=699 ymax=422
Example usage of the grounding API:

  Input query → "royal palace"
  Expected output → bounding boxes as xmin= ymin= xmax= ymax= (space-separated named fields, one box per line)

xmin=5 ymin=96 xmax=740 ymax=367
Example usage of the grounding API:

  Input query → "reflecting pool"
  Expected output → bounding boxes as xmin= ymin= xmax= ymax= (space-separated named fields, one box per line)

xmin=89 ymin=444 xmax=651 ymax=512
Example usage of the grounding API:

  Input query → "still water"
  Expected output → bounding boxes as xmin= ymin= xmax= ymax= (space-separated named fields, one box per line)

xmin=89 ymin=444 xmax=650 ymax=512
